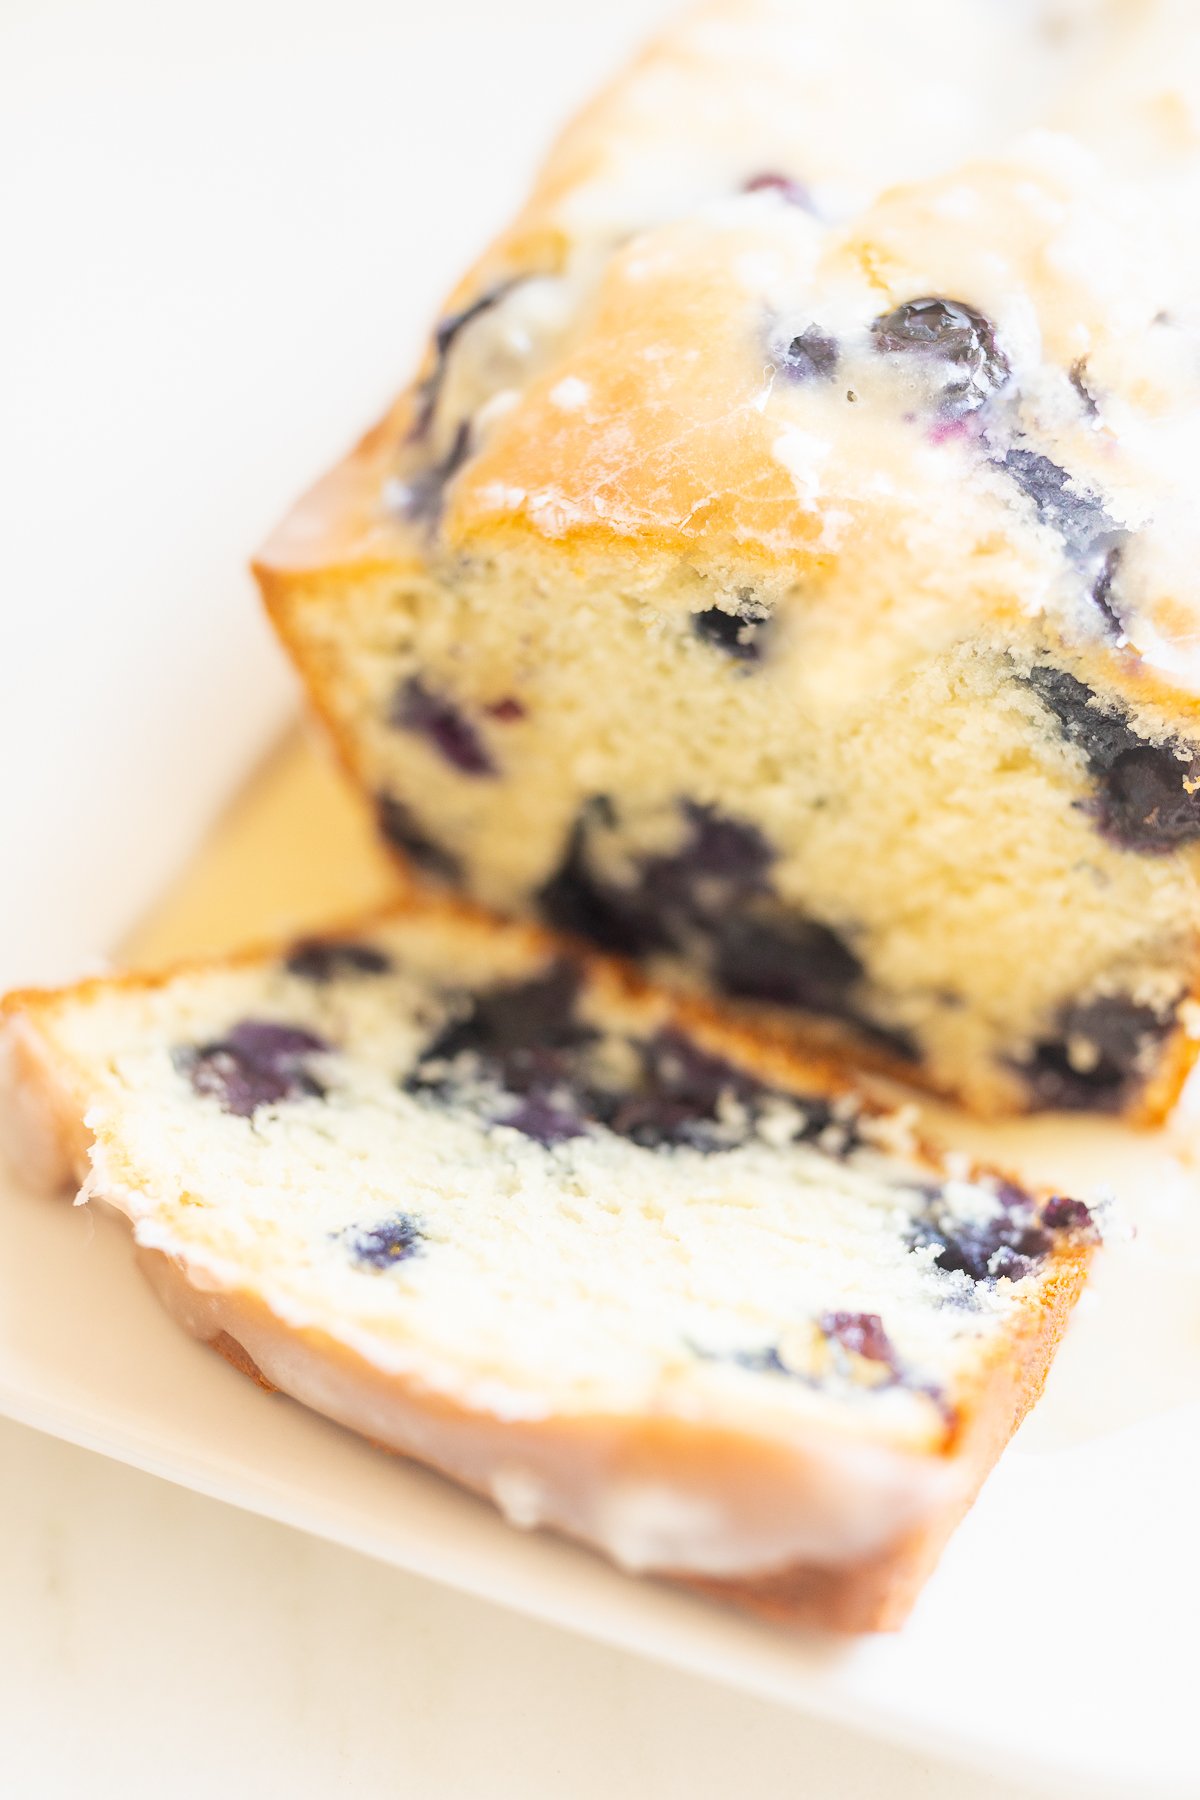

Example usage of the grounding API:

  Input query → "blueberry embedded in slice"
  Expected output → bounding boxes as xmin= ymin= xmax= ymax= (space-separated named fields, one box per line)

xmin=375 ymin=794 xmax=461 ymax=882
xmin=1020 ymin=995 xmax=1173 ymax=1112
xmin=174 ymin=1018 xmax=330 ymax=1117
xmin=693 ymin=596 xmax=771 ymax=662
xmin=537 ymin=799 xmax=773 ymax=960
xmin=1041 ymin=1195 xmax=1098 ymax=1236
xmin=390 ymin=676 xmax=497 ymax=777
xmin=911 ymin=1179 xmax=1052 ymax=1284
xmin=285 ymin=939 xmax=392 ymax=983
xmin=497 ymin=1093 xmax=588 ymax=1147
xmin=340 ymin=1212 xmax=424 ymax=1268
xmin=818 ymin=1311 xmax=900 ymax=1374
xmin=872 ymin=296 xmax=1010 ymax=415
xmin=1026 ymin=666 xmax=1200 ymax=851
xmin=742 ymin=171 xmax=815 ymax=211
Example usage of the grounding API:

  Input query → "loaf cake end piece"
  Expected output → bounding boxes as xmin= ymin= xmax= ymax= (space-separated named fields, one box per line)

xmin=258 ymin=0 xmax=1200 ymax=1118
xmin=2 ymin=900 xmax=1096 ymax=1630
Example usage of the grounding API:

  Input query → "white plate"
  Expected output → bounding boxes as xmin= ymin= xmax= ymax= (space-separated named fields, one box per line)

xmin=4 ymin=1033 xmax=1200 ymax=1797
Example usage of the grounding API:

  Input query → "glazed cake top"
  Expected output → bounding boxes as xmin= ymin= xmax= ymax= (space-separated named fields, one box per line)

xmin=261 ymin=0 xmax=1200 ymax=700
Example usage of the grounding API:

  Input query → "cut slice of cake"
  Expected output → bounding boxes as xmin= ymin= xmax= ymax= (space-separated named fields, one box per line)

xmin=257 ymin=0 xmax=1200 ymax=1118
xmin=1 ymin=898 xmax=1095 ymax=1631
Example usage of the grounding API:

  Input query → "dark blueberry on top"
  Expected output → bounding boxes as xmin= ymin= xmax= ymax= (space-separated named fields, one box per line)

xmin=375 ymin=794 xmax=461 ymax=882
xmin=779 ymin=326 xmax=839 ymax=383
xmin=390 ymin=676 xmax=496 ymax=777
xmin=410 ymin=280 xmax=519 ymax=441
xmin=485 ymin=697 xmax=526 ymax=722
xmin=872 ymin=296 xmax=1010 ymax=415
xmin=1026 ymin=666 xmax=1200 ymax=851
xmin=1000 ymin=447 xmax=1117 ymax=560
xmin=341 ymin=1212 xmax=423 ymax=1269
xmin=286 ymin=939 xmax=392 ymax=983
xmin=174 ymin=1019 xmax=330 ymax=1118
xmin=997 ymin=447 xmax=1127 ymax=630
xmin=819 ymin=1311 xmax=901 ymax=1377
xmin=742 ymin=171 xmax=815 ymax=210
xmin=1020 ymin=994 xmax=1172 ymax=1112
xmin=692 ymin=595 xmax=771 ymax=662
xmin=388 ymin=419 xmax=473 ymax=527
xmin=912 ymin=1180 xmax=1052 ymax=1285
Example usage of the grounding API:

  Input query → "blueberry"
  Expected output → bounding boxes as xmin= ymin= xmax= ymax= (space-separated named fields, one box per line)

xmin=1026 ymin=666 xmax=1200 ymax=851
xmin=1069 ymin=358 xmax=1100 ymax=418
xmin=1042 ymin=1195 xmax=1098 ymax=1236
xmin=341 ymin=1213 xmax=423 ymax=1268
xmin=998 ymin=447 xmax=1126 ymax=630
xmin=388 ymin=419 xmax=473 ymax=527
xmin=594 ymin=1029 xmax=790 ymax=1153
xmin=174 ymin=1018 xmax=330 ymax=1117
xmin=407 ymin=958 xmax=853 ymax=1158
xmin=912 ymin=1180 xmax=1052 ymax=1284
xmin=1000 ymin=448 xmax=1113 ymax=559
xmin=285 ymin=939 xmax=392 ymax=982
xmin=484 ymin=697 xmax=526 ymax=721
xmin=538 ymin=799 xmax=913 ymax=1058
xmin=410 ymin=280 xmax=518 ymax=441
xmin=390 ymin=676 xmax=496 ymax=777
xmin=408 ymin=961 xmax=595 ymax=1104
xmin=693 ymin=596 xmax=771 ymax=661
xmin=498 ymin=1094 xmax=588 ymax=1146
xmin=376 ymin=794 xmax=461 ymax=881
xmin=712 ymin=912 xmax=862 ymax=1015
xmin=872 ymin=296 xmax=1010 ymax=414
xmin=779 ymin=326 xmax=839 ymax=382
xmin=742 ymin=171 xmax=815 ymax=210
xmin=818 ymin=1311 xmax=900 ymax=1376
xmin=538 ymin=800 xmax=772 ymax=960
xmin=1021 ymin=995 xmax=1172 ymax=1112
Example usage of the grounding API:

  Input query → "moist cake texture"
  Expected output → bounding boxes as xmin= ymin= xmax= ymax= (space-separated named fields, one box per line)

xmin=258 ymin=0 xmax=1200 ymax=1117
xmin=0 ymin=902 xmax=1094 ymax=1630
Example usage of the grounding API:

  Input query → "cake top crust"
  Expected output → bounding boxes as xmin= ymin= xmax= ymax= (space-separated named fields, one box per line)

xmin=259 ymin=0 xmax=1200 ymax=699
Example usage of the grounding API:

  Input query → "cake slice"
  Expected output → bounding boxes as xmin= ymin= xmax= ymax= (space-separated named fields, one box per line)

xmin=0 ymin=899 xmax=1095 ymax=1631
xmin=258 ymin=0 xmax=1200 ymax=1119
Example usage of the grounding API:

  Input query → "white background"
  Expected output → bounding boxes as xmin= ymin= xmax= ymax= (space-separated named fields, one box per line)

xmin=0 ymin=2 xmax=1123 ymax=1794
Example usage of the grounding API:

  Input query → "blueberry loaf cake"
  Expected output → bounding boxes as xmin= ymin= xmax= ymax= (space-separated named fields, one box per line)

xmin=0 ymin=899 xmax=1094 ymax=1630
xmin=258 ymin=0 xmax=1200 ymax=1118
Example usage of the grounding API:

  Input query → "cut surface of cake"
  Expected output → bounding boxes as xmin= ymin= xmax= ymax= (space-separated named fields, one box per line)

xmin=1 ymin=900 xmax=1095 ymax=1630
xmin=258 ymin=0 xmax=1200 ymax=1118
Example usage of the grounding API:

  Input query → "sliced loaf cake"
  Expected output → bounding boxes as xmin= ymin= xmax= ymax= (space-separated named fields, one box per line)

xmin=0 ymin=900 xmax=1096 ymax=1629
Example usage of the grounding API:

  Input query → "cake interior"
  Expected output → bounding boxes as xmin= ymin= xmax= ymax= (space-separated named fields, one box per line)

xmin=29 ymin=913 xmax=1088 ymax=1451
xmin=284 ymin=561 xmax=1200 ymax=1115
